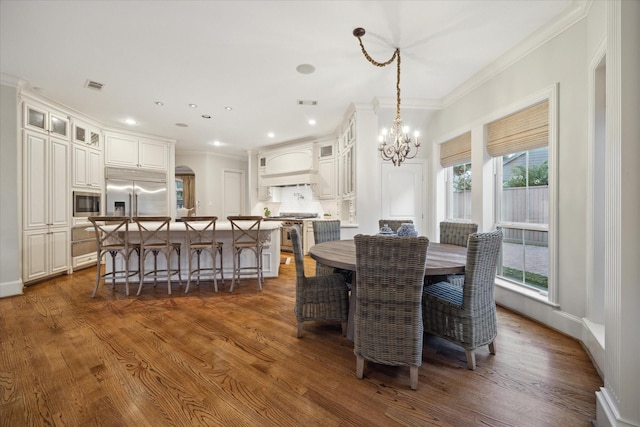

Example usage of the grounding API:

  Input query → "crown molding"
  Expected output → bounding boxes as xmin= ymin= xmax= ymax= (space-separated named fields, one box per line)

xmin=442 ymin=0 xmax=592 ymax=108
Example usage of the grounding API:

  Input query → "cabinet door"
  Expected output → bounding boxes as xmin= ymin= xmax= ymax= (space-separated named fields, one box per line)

xmin=23 ymin=230 xmax=48 ymax=282
xmin=318 ymin=159 xmax=335 ymax=199
xmin=49 ymin=228 xmax=70 ymax=274
xmin=73 ymin=144 xmax=89 ymax=187
xmin=50 ymin=113 xmax=69 ymax=139
xmin=138 ymin=138 xmax=168 ymax=170
xmin=50 ymin=137 xmax=69 ymax=227
xmin=105 ymin=134 xmax=139 ymax=167
xmin=88 ymin=149 xmax=103 ymax=187
xmin=24 ymin=104 xmax=48 ymax=134
xmin=23 ymin=131 xmax=49 ymax=229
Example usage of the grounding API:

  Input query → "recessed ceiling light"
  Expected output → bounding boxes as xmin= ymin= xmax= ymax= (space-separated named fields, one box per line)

xmin=124 ymin=118 xmax=137 ymax=125
xmin=267 ymin=132 xmax=275 ymax=138
xmin=308 ymin=119 xmax=316 ymax=125
xmin=225 ymin=106 xmax=233 ymax=111
xmin=155 ymin=101 xmax=164 ymax=106
xmin=296 ymin=64 xmax=316 ymax=75
xmin=175 ymin=123 xmax=189 ymax=127
xmin=211 ymin=140 xmax=222 ymax=146
xmin=188 ymin=104 xmax=198 ymax=108
xmin=202 ymin=114 xmax=211 ymax=119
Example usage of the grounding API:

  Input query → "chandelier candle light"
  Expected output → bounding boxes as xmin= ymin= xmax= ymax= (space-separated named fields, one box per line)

xmin=352 ymin=27 xmax=420 ymax=166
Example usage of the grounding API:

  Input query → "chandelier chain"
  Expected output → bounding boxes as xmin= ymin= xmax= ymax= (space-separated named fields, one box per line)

xmin=353 ymin=28 xmax=419 ymax=166
xmin=355 ymin=36 xmax=402 ymax=119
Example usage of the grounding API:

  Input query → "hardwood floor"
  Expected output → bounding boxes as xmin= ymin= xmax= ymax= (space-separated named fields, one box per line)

xmin=1 ymin=255 xmax=602 ymax=426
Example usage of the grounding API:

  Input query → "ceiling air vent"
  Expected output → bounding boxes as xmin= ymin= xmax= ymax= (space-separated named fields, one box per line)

xmin=297 ymin=100 xmax=317 ymax=106
xmin=85 ymin=80 xmax=104 ymax=91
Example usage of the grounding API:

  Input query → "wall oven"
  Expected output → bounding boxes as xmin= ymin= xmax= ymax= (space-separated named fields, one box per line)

xmin=73 ymin=191 xmax=101 ymax=217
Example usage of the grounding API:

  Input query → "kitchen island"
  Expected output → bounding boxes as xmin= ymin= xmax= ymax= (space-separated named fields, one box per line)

xmin=101 ymin=219 xmax=282 ymax=285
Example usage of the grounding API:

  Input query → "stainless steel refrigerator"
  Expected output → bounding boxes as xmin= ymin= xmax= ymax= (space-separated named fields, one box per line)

xmin=105 ymin=167 xmax=168 ymax=217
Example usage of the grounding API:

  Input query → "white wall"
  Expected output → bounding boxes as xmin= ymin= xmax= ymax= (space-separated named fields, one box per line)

xmin=425 ymin=3 xmax=639 ymax=426
xmin=0 ymin=81 xmax=23 ymax=297
xmin=427 ymin=8 xmax=598 ymax=330
xmin=175 ymin=151 xmax=248 ymax=217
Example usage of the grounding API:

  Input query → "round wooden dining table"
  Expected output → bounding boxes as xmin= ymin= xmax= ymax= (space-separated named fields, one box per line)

xmin=308 ymin=239 xmax=467 ymax=340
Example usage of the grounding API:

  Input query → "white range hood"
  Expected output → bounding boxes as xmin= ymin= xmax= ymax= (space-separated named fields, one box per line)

xmin=260 ymin=145 xmax=317 ymax=187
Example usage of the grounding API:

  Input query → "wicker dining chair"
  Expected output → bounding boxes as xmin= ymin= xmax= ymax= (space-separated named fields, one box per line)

xmin=291 ymin=225 xmax=349 ymax=338
xmin=439 ymin=221 xmax=478 ymax=287
xmin=312 ymin=219 xmax=341 ymax=276
xmin=354 ymin=234 xmax=429 ymax=390
xmin=378 ymin=219 xmax=413 ymax=234
xmin=439 ymin=221 xmax=478 ymax=247
xmin=422 ymin=229 xmax=503 ymax=370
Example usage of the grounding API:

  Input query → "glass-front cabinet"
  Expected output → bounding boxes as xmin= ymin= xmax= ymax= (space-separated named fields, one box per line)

xmin=24 ymin=103 xmax=69 ymax=139
xmin=337 ymin=114 xmax=356 ymax=223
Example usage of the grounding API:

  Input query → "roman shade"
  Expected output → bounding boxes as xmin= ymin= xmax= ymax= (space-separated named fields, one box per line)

xmin=440 ymin=131 xmax=471 ymax=168
xmin=487 ymin=100 xmax=549 ymax=157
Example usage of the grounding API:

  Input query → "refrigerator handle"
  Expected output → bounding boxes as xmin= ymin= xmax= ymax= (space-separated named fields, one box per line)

xmin=129 ymin=193 xmax=133 ymax=217
xmin=134 ymin=193 xmax=139 ymax=217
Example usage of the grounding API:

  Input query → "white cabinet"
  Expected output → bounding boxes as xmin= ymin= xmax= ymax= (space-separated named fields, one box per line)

xmin=337 ymin=114 xmax=357 ymax=224
xmin=23 ymin=103 xmax=69 ymax=139
xmin=257 ymin=156 xmax=272 ymax=201
xmin=317 ymin=142 xmax=335 ymax=199
xmin=23 ymin=131 xmax=69 ymax=230
xmin=303 ymin=220 xmax=316 ymax=255
xmin=105 ymin=133 xmax=168 ymax=170
xmin=73 ymin=120 xmax=101 ymax=148
xmin=22 ymin=228 xmax=70 ymax=282
xmin=22 ymin=129 xmax=70 ymax=282
xmin=338 ymin=117 xmax=356 ymax=197
xmin=72 ymin=144 xmax=103 ymax=188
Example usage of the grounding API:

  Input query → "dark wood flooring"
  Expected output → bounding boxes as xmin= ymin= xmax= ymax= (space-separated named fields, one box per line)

xmin=0 ymin=255 xmax=602 ymax=426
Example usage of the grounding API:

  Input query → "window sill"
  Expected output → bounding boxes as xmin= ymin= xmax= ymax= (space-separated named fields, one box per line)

xmin=495 ymin=278 xmax=559 ymax=308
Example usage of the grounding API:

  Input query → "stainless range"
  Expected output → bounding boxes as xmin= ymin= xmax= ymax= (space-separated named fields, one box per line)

xmin=264 ymin=213 xmax=318 ymax=252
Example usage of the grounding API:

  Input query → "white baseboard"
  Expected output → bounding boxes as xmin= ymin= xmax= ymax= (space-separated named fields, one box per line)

xmin=0 ymin=279 xmax=24 ymax=298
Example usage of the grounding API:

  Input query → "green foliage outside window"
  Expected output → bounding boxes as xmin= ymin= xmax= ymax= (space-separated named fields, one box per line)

xmin=504 ymin=161 xmax=548 ymax=188
xmin=452 ymin=163 xmax=472 ymax=192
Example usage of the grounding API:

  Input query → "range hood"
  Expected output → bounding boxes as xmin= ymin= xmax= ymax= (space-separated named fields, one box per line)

xmin=260 ymin=146 xmax=317 ymax=187
xmin=261 ymin=171 xmax=317 ymax=187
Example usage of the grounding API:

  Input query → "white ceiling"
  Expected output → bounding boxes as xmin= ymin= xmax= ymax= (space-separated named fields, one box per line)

xmin=1 ymin=0 xmax=573 ymax=157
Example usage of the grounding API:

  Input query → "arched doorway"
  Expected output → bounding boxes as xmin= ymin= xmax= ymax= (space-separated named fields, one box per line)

xmin=175 ymin=165 xmax=196 ymax=216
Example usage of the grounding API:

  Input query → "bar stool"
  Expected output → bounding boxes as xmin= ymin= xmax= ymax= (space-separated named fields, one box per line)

xmin=88 ymin=216 xmax=140 ymax=297
xmin=182 ymin=216 xmax=224 ymax=293
xmin=227 ymin=216 xmax=264 ymax=292
xmin=134 ymin=216 xmax=182 ymax=295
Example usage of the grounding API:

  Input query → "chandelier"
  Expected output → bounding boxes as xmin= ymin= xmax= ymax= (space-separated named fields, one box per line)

xmin=352 ymin=27 xmax=420 ymax=166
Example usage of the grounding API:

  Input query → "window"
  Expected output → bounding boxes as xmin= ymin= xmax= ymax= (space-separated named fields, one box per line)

xmin=440 ymin=132 xmax=472 ymax=220
xmin=495 ymin=148 xmax=549 ymax=291
xmin=488 ymin=100 xmax=550 ymax=294
xmin=447 ymin=162 xmax=472 ymax=220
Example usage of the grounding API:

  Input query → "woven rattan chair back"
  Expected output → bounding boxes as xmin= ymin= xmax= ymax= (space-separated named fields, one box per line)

xmin=312 ymin=220 xmax=341 ymax=244
xmin=439 ymin=221 xmax=478 ymax=247
xmin=353 ymin=234 xmax=429 ymax=390
xmin=312 ymin=220 xmax=341 ymax=276
xmin=291 ymin=225 xmax=349 ymax=337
